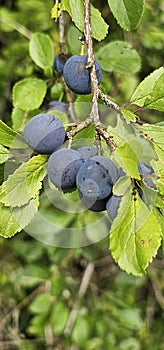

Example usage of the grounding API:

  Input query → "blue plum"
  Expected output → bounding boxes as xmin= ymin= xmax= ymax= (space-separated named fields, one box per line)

xmin=76 ymin=145 xmax=98 ymax=161
xmin=47 ymin=148 xmax=83 ymax=191
xmin=91 ymin=156 xmax=120 ymax=185
xmin=54 ymin=53 xmax=68 ymax=75
xmin=78 ymin=190 xmax=109 ymax=212
xmin=138 ymin=162 xmax=157 ymax=190
xmin=76 ymin=156 xmax=114 ymax=201
xmin=138 ymin=162 xmax=154 ymax=176
xmin=45 ymin=101 xmax=68 ymax=114
xmin=63 ymin=55 xmax=102 ymax=94
xmin=24 ymin=113 xmax=65 ymax=154
xmin=106 ymin=195 xmax=122 ymax=221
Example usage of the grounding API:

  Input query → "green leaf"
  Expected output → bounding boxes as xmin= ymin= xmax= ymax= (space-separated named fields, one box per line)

xmin=1 ymin=155 xmax=48 ymax=207
xmin=52 ymin=302 xmax=69 ymax=335
xmin=110 ymin=192 xmax=162 ymax=275
xmin=153 ymin=160 xmax=164 ymax=196
xmin=114 ymin=140 xmax=143 ymax=178
xmin=121 ymin=108 xmax=137 ymax=123
xmin=13 ymin=78 xmax=47 ymax=110
xmin=62 ymin=0 xmax=108 ymax=41
xmin=29 ymin=294 xmax=51 ymax=314
xmin=107 ymin=0 xmax=145 ymax=31
xmin=13 ymin=197 xmax=39 ymax=228
xmin=143 ymin=73 xmax=164 ymax=112
xmin=96 ymin=41 xmax=141 ymax=74
xmin=113 ymin=175 xmax=131 ymax=196
xmin=73 ymin=124 xmax=95 ymax=147
xmin=139 ymin=124 xmax=164 ymax=161
xmin=107 ymin=117 xmax=136 ymax=147
xmin=11 ymin=107 xmax=25 ymax=131
xmin=29 ymin=33 xmax=54 ymax=73
xmin=130 ymin=67 xmax=164 ymax=107
xmin=0 ymin=120 xmax=18 ymax=147
xmin=0 ymin=202 xmax=20 ymax=238
xmin=51 ymin=3 xmax=62 ymax=20
xmin=72 ymin=316 xmax=90 ymax=346
xmin=0 ymin=145 xmax=9 ymax=164
xmin=67 ymin=25 xmax=81 ymax=55
xmin=0 ymin=197 xmax=39 ymax=238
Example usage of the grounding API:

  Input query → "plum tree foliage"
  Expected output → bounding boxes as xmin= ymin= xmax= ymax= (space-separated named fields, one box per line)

xmin=0 ymin=0 xmax=163 ymax=277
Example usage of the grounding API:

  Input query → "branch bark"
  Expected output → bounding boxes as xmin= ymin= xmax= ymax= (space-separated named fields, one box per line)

xmin=84 ymin=0 xmax=100 ymax=126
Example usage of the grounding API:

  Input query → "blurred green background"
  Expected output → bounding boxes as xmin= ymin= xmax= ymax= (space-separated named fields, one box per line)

xmin=0 ymin=1 xmax=164 ymax=349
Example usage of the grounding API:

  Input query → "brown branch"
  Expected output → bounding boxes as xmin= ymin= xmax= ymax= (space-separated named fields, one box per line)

xmin=66 ymin=115 xmax=93 ymax=139
xmin=98 ymin=88 xmax=122 ymax=115
xmin=96 ymin=124 xmax=116 ymax=153
xmin=84 ymin=0 xmax=100 ymax=126
xmin=59 ymin=11 xmax=66 ymax=52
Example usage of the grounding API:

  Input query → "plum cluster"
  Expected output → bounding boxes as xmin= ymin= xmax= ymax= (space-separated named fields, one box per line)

xmin=54 ymin=54 xmax=102 ymax=95
xmin=24 ymin=110 xmax=156 ymax=223
xmin=47 ymin=145 xmax=125 ymax=220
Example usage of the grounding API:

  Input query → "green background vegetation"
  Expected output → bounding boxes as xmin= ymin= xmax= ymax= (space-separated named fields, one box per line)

xmin=0 ymin=0 xmax=164 ymax=349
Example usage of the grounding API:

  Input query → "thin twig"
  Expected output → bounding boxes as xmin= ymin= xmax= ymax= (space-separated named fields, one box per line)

xmin=59 ymin=11 xmax=66 ymax=52
xmin=84 ymin=0 xmax=100 ymax=126
xmin=1 ymin=16 xmax=32 ymax=39
xmin=64 ymin=262 xmax=95 ymax=336
xmin=66 ymin=115 xmax=93 ymax=139
xmin=98 ymin=88 xmax=123 ymax=116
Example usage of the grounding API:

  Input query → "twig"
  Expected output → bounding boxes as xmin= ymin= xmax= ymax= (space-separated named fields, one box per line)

xmin=64 ymin=262 xmax=95 ymax=336
xmin=1 ymin=16 xmax=32 ymax=40
xmin=67 ymin=115 xmax=93 ymax=139
xmin=98 ymin=88 xmax=123 ymax=115
xmin=96 ymin=124 xmax=116 ymax=153
xmin=84 ymin=0 xmax=100 ymax=126
xmin=0 ymin=281 xmax=49 ymax=334
xmin=59 ymin=11 xmax=66 ymax=52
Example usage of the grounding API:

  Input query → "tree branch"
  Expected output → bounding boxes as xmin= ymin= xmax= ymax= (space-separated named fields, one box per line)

xmin=84 ymin=0 xmax=100 ymax=126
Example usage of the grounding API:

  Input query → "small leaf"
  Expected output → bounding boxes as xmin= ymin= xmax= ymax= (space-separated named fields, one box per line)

xmin=139 ymin=123 xmax=164 ymax=161
xmin=110 ymin=193 xmax=162 ymax=275
xmin=114 ymin=140 xmax=143 ymax=178
xmin=13 ymin=78 xmax=47 ymax=110
xmin=29 ymin=33 xmax=54 ymax=72
xmin=108 ymin=0 xmax=145 ymax=31
xmin=0 ymin=203 xmax=20 ymax=238
xmin=73 ymin=124 xmax=95 ymax=146
xmin=11 ymin=107 xmax=25 ymax=131
xmin=121 ymin=108 xmax=137 ymax=123
xmin=96 ymin=41 xmax=141 ymax=74
xmin=0 ymin=197 xmax=39 ymax=238
xmin=113 ymin=175 xmax=131 ymax=196
xmin=67 ymin=26 xmax=81 ymax=55
xmin=144 ymin=73 xmax=164 ymax=112
xmin=52 ymin=302 xmax=69 ymax=335
xmin=51 ymin=3 xmax=62 ymax=19
xmin=29 ymin=294 xmax=51 ymax=314
xmin=0 ymin=145 xmax=9 ymax=164
xmin=130 ymin=67 xmax=164 ymax=106
xmin=13 ymin=197 xmax=39 ymax=229
xmin=1 ymin=155 xmax=48 ymax=207
xmin=0 ymin=120 xmax=18 ymax=147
